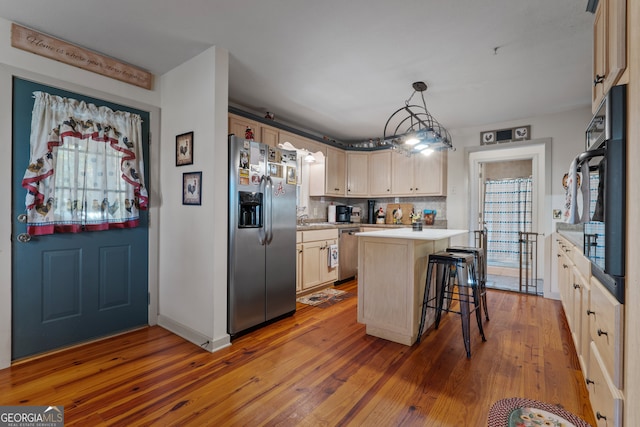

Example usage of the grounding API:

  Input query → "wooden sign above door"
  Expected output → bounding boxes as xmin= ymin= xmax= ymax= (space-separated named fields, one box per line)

xmin=11 ymin=23 xmax=154 ymax=90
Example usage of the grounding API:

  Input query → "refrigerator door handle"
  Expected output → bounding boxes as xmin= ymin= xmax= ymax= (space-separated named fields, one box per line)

xmin=258 ymin=175 xmax=267 ymax=245
xmin=266 ymin=176 xmax=274 ymax=244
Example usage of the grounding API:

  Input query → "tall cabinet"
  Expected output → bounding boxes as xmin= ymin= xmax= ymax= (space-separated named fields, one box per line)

xmin=592 ymin=0 xmax=626 ymax=111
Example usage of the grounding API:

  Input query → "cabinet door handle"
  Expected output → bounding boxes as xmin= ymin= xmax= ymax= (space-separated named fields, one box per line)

xmin=586 ymin=309 xmax=595 ymax=316
xmin=597 ymin=329 xmax=608 ymax=337
xmin=563 ymin=264 xmax=568 ymax=269
xmin=586 ymin=378 xmax=594 ymax=385
xmin=593 ymin=74 xmax=605 ymax=86
xmin=573 ymin=283 xmax=580 ymax=289
xmin=596 ymin=412 xmax=607 ymax=421
xmin=557 ymin=254 xmax=561 ymax=258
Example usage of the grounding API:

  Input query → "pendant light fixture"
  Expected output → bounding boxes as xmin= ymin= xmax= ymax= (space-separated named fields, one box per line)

xmin=383 ymin=81 xmax=453 ymax=155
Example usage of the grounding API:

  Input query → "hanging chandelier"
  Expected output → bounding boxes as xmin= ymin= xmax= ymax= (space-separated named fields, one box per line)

xmin=383 ymin=81 xmax=453 ymax=155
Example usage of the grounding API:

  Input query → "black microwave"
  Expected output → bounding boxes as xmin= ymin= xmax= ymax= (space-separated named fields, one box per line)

xmin=582 ymin=84 xmax=626 ymax=303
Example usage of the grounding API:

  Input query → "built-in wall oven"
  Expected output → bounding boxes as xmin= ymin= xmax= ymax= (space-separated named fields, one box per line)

xmin=581 ymin=84 xmax=626 ymax=303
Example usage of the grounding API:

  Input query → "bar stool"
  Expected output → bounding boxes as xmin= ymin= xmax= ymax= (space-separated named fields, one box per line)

xmin=417 ymin=251 xmax=486 ymax=358
xmin=446 ymin=245 xmax=489 ymax=322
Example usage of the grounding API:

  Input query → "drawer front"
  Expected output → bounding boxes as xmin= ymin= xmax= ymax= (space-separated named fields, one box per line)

xmin=302 ymin=228 xmax=338 ymax=242
xmin=589 ymin=276 xmax=624 ymax=388
xmin=588 ymin=342 xmax=623 ymax=426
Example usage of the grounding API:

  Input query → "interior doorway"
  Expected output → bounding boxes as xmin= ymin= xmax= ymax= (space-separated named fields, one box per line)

xmin=468 ymin=142 xmax=548 ymax=294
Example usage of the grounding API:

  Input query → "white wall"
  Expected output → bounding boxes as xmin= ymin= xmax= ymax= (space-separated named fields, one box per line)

xmin=157 ymin=47 xmax=230 ymax=352
xmin=446 ymin=106 xmax=593 ymax=297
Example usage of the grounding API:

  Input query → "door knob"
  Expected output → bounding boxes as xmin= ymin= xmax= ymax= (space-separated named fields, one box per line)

xmin=17 ymin=233 xmax=32 ymax=243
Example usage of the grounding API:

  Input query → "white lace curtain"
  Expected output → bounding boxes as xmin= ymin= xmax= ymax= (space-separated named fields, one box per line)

xmin=22 ymin=91 xmax=148 ymax=236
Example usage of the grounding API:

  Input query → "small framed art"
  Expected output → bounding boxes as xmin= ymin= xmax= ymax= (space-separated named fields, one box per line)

xmin=480 ymin=131 xmax=496 ymax=145
xmin=176 ymin=131 xmax=194 ymax=166
xmin=182 ymin=171 xmax=202 ymax=205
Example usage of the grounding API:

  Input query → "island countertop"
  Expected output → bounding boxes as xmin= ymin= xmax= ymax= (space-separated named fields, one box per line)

xmin=356 ymin=228 xmax=468 ymax=240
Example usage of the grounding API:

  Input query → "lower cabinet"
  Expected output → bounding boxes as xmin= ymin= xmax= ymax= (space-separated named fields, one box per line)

xmin=298 ymin=229 xmax=338 ymax=293
xmin=555 ymin=233 xmax=625 ymax=426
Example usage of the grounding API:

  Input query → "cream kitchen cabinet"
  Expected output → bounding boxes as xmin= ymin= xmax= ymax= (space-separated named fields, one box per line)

xmin=391 ymin=150 xmax=447 ymax=196
xmin=592 ymin=0 xmax=626 ymax=112
xmin=587 ymin=276 xmax=625 ymax=427
xmin=229 ymin=113 xmax=262 ymax=141
xmin=555 ymin=233 xmax=625 ymax=426
xmin=299 ymin=229 xmax=338 ymax=292
xmin=309 ymin=146 xmax=346 ymax=196
xmin=326 ymin=147 xmax=346 ymax=196
xmin=368 ymin=151 xmax=392 ymax=196
xmin=413 ymin=150 xmax=447 ymax=195
xmin=261 ymin=126 xmax=279 ymax=147
xmin=346 ymin=152 xmax=369 ymax=197
xmin=228 ymin=113 xmax=280 ymax=147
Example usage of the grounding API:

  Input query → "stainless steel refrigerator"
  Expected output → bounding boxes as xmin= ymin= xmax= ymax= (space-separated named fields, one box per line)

xmin=228 ymin=135 xmax=297 ymax=337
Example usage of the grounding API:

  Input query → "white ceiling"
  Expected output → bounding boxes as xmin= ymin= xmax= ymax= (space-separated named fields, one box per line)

xmin=0 ymin=0 xmax=594 ymax=144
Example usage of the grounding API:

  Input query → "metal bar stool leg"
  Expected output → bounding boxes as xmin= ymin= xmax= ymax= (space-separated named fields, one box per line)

xmin=469 ymin=261 xmax=486 ymax=342
xmin=434 ymin=262 xmax=451 ymax=329
xmin=456 ymin=261 xmax=472 ymax=358
xmin=417 ymin=259 xmax=435 ymax=343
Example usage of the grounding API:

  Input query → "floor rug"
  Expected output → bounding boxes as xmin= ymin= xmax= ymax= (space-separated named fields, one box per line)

xmin=488 ymin=397 xmax=592 ymax=427
xmin=296 ymin=288 xmax=353 ymax=308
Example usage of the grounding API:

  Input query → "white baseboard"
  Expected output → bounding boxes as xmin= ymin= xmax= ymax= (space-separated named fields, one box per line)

xmin=157 ymin=315 xmax=231 ymax=353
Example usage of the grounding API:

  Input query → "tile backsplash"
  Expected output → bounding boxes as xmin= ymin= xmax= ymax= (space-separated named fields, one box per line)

xmin=304 ymin=196 xmax=446 ymax=223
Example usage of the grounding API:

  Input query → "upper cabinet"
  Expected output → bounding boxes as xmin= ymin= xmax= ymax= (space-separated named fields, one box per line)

xmin=391 ymin=151 xmax=447 ymax=196
xmin=346 ymin=152 xmax=369 ymax=197
xmin=261 ymin=126 xmax=279 ymax=147
xmin=228 ymin=113 xmax=280 ymax=147
xmin=369 ymin=151 xmax=392 ymax=196
xmin=229 ymin=112 xmax=449 ymax=199
xmin=229 ymin=113 xmax=262 ymax=141
xmin=325 ymin=147 xmax=346 ymax=196
xmin=414 ymin=150 xmax=447 ymax=196
xmin=592 ymin=0 xmax=626 ymax=111
xmin=309 ymin=146 xmax=346 ymax=197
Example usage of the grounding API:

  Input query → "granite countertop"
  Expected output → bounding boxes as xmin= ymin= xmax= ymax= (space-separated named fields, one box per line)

xmin=355 ymin=228 xmax=468 ymax=241
xmin=556 ymin=223 xmax=583 ymax=248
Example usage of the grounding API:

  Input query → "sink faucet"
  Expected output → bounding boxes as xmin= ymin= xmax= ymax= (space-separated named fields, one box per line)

xmin=297 ymin=214 xmax=309 ymax=225
xmin=297 ymin=206 xmax=308 ymax=225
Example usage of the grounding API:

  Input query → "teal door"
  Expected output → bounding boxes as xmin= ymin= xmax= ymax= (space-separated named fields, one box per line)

xmin=11 ymin=78 xmax=150 ymax=360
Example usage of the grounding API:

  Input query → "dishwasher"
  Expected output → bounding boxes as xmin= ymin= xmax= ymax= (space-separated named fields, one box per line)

xmin=338 ymin=227 xmax=359 ymax=281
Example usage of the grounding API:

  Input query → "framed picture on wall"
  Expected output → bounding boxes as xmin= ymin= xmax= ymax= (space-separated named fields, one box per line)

xmin=182 ymin=171 xmax=202 ymax=205
xmin=176 ymin=131 xmax=194 ymax=166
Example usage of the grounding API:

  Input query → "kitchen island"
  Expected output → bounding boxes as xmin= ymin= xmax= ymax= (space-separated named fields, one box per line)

xmin=356 ymin=228 xmax=469 ymax=345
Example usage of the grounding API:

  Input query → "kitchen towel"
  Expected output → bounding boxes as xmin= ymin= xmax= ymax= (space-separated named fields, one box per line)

xmin=563 ymin=158 xmax=579 ymax=224
xmin=328 ymin=244 xmax=339 ymax=268
xmin=579 ymin=158 xmax=591 ymax=223
xmin=564 ymin=156 xmax=591 ymax=224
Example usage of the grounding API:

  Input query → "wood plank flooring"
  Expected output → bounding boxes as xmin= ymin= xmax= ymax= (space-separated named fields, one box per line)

xmin=0 ymin=280 xmax=595 ymax=426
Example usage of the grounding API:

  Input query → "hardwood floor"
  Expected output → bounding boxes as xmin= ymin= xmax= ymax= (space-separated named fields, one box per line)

xmin=0 ymin=280 xmax=595 ymax=426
